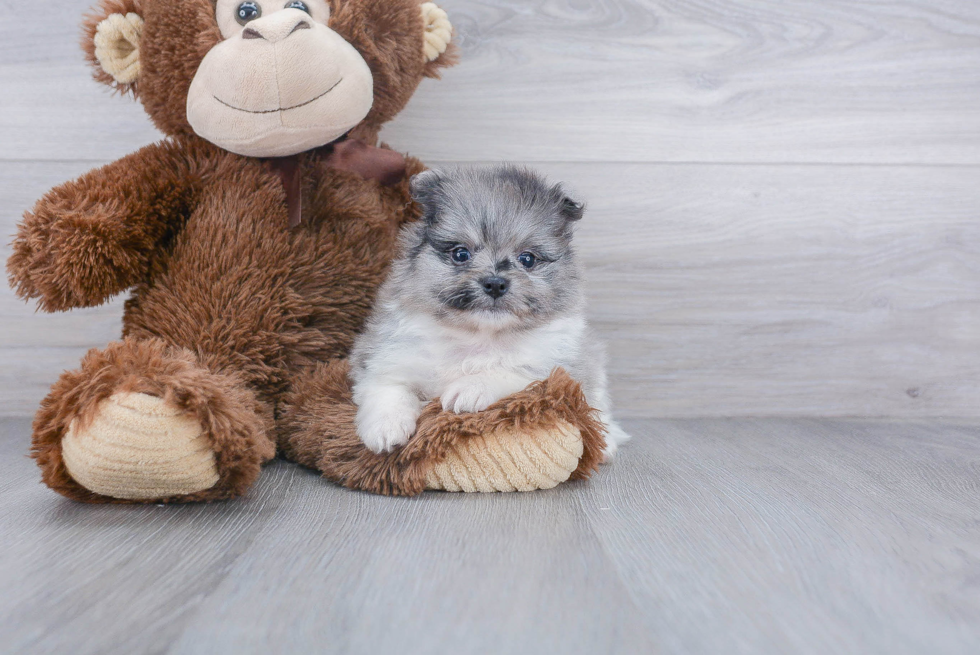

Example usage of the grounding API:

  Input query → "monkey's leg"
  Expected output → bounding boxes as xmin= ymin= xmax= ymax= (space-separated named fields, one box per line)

xmin=278 ymin=360 xmax=606 ymax=495
xmin=32 ymin=338 xmax=275 ymax=503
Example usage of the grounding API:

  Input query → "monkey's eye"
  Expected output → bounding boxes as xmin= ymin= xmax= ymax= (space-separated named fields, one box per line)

xmin=451 ymin=247 xmax=471 ymax=264
xmin=285 ymin=1 xmax=311 ymax=13
xmin=518 ymin=252 xmax=537 ymax=269
xmin=235 ymin=1 xmax=261 ymax=25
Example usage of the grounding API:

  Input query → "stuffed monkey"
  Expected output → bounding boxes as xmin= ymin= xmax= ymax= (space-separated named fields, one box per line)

xmin=7 ymin=0 xmax=604 ymax=502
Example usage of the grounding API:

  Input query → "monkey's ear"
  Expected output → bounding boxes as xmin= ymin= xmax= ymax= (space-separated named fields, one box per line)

xmin=410 ymin=169 xmax=445 ymax=222
xmin=420 ymin=2 xmax=457 ymax=78
xmin=83 ymin=1 xmax=144 ymax=96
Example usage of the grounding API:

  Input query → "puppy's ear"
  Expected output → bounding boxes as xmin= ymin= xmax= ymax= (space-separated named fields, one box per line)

xmin=551 ymin=184 xmax=584 ymax=222
xmin=560 ymin=196 xmax=585 ymax=222
xmin=411 ymin=169 xmax=445 ymax=223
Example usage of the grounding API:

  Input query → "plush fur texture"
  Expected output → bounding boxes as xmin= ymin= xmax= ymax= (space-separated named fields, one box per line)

xmin=31 ymin=338 xmax=274 ymax=503
xmin=279 ymin=362 xmax=605 ymax=496
xmin=8 ymin=0 xmax=604 ymax=502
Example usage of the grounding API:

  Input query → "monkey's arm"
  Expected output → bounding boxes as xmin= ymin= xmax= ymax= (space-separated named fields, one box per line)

xmin=7 ymin=140 xmax=200 ymax=312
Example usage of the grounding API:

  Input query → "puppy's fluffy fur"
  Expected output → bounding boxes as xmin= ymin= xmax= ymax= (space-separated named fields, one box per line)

xmin=349 ymin=166 xmax=630 ymax=456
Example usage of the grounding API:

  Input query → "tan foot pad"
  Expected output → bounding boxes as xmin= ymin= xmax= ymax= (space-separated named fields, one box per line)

xmin=61 ymin=392 xmax=219 ymax=500
xmin=424 ymin=421 xmax=583 ymax=492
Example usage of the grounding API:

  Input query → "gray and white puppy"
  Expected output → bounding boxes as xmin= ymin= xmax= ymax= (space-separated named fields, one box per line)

xmin=349 ymin=165 xmax=630 ymax=457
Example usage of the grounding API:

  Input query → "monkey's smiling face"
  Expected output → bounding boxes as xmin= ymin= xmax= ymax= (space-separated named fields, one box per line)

xmin=187 ymin=0 xmax=374 ymax=157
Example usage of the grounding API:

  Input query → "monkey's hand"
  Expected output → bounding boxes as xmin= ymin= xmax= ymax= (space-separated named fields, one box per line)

xmin=7 ymin=140 xmax=197 ymax=312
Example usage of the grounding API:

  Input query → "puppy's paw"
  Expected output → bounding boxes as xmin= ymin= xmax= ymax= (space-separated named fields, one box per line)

xmin=601 ymin=439 xmax=618 ymax=464
xmin=441 ymin=377 xmax=500 ymax=414
xmin=600 ymin=421 xmax=630 ymax=464
xmin=356 ymin=406 xmax=419 ymax=453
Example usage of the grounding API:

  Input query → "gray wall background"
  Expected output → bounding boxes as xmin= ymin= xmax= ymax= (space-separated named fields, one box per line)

xmin=2 ymin=0 xmax=978 ymax=418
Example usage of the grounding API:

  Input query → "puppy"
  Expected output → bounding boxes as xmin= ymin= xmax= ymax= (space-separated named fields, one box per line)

xmin=349 ymin=165 xmax=631 ymax=457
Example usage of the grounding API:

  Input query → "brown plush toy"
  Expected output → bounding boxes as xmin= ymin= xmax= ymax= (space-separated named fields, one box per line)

xmin=6 ymin=0 xmax=605 ymax=503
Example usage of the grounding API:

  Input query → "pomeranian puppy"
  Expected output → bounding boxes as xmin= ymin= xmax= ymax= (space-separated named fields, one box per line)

xmin=349 ymin=165 xmax=630 ymax=457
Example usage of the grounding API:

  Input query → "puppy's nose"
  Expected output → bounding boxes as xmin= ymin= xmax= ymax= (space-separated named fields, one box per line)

xmin=481 ymin=276 xmax=509 ymax=299
xmin=242 ymin=11 xmax=311 ymax=43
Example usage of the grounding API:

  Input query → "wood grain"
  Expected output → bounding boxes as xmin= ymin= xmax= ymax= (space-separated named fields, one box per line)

xmin=165 ymin=471 xmax=655 ymax=654
xmin=2 ymin=0 xmax=979 ymax=163
xmin=2 ymin=417 xmax=978 ymax=654
xmin=583 ymin=418 xmax=980 ymax=654
xmin=386 ymin=0 xmax=980 ymax=164
xmin=0 ymin=419 xmax=301 ymax=654
xmin=552 ymin=162 xmax=980 ymax=418
xmin=5 ymin=162 xmax=978 ymax=418
xmin=2 ymin=1 xmax=979 ymax=418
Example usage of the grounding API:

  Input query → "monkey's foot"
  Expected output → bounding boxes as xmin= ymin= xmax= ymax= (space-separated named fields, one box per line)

xmin=62 ymin=392 xmax=219 ymax=500
xmin=424 ymin=420 xmax=583 ymax=492
xmin=281 ymin=364 xmax=606 ymax=496
xmin=32 ymin=338 xmax=274 ymax=503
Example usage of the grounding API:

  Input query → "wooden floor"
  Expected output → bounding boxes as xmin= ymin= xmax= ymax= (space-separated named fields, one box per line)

xmin=1 ymin=417 xmax=978 ymax=654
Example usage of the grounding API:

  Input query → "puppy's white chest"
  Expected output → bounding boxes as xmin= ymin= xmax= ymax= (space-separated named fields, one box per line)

xmin=454 ymin=343 xmax=512 ymax=376
xmin=435 ymin=330 xmax=545 ymax=386
xmin=417 ymin=317 xmax=586 ymax=399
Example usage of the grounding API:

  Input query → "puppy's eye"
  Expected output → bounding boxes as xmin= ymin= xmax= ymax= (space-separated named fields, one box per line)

xmin=236 ymin=1 xmax=261 ymax=24
xmin=451 ymin=247 xmax=471 ymax=264
xmin=518 ymin=252 xmax=536 ymax=269
xmin=285 ymin=1 xmax=311 ymax=13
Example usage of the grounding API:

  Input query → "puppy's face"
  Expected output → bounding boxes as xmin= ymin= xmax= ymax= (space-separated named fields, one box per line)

xmin=398 ymin=167 xmax=584 ymax=332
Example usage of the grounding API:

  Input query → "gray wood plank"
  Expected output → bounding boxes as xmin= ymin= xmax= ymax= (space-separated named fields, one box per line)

xmin=165 ymin=469 xmax=655 ymax=655
xmin=0 ymin=347 xmax=100 ymax=417
xmin=2 ymin=0 xmax=979 ymax=163
xmin=581 ymin=418 xmax=980 ymax=654
xmin=0 ymin=418 xmax=300 ymax=655
xmin=552 ymin=162 xmax=980 ymax=418
xmin=2 ymin=417 xmax=978 ymax=654
xmin=386 ymin=0 xmax=980 ymax=164
xmin=5 ymin=161 xmax=979 ymax=418
xmin=0 ymin=0 xmax=161 ymax=162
